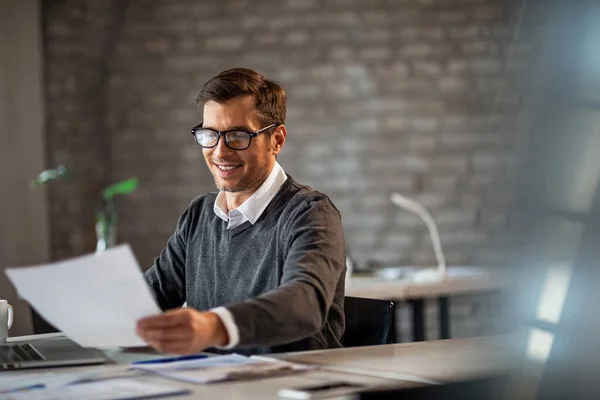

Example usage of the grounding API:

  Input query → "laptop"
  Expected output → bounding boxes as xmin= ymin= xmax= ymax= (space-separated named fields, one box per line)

xmin=0 ymin=337 xmax=108 ymax=370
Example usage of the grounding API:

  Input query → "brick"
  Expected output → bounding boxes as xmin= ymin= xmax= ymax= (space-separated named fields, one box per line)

xmin=435 ymin=11 xmax=468 ymax=24
xmin=480 ymin=211 xmax=509 ymax=228
xmin=408 ymin=134 xmax=437 ymax=151
xmin=177 ymin=39 xmax=195 ymax=52
xmin=383 ymin=116 xmax=410 ymax=130
xmin=358 ymin=29 xmax=392 ymax=42
xmin=434 ymin=209 xmax=478 ymax=226
xmin=316 ymin=28 xmax=347 ymax=43
xmin=439 ymin=230 xmax=488 ymax=246
xmin=363 ymin=11 xmax=389 ymax=25
xmin=413 ymin=192 xmax=450 ymax=208
xmin=448 ymin=26 xmax=479 ymax=39
xmin=387 ymin=79 xmax=437 ymax=94
xmin=284 ymin=0 xmax=317 ymax=9
xmin=472 ymin=152 xmax=504 ymax=170
xmin=439 ymin=76 xmax=468 ymax=93
xmin=471 ymin=5 xmax=502 ymax=22
xmin=330 ymin=47 xmax=354 ymax=61
xmin=205 ymin=36 xmax=245 ymax=51
xmin=284 ymin=31 xmax=310 ymax=45
xmin=360 ymin=46 xmax=390 ymax=61
xmin=399 ymin=27 xmax=420 ymax=40
xmin=275 ymin=68 xmax=301 ymax=81
xmin=144 ymin=39 xmax=169 ymax=53
xmin=382 ymin=232 xmax=416 ymax=248
xmin=394 ymin=212 xmax=427 ymax=228
xmin=402 ymin=155 xmax=431 ymax=171
xmin=291 ymin=84 xmax=321 ymax=100
xmin=413 ymin=61 xmax=443 ymax=76
xmin=343 ymin=215 xmax=388 ymax=231
xmin=431 ymin=155 xmax=470 ymax=173
xmin=411 ymin=117 xmax=439 ymax=132
xmin=410 ymin=249 xmax=439 ymax=266
xmin=325 ymin=11 xmax=359 ymax=26
xmin=266 ymin=15 xmax=297 ymax=30
xmin=253 ymin=33 xmax=278 ymax=46
xmin=440 ymin=131 xmax=480 ymax=149
xmin=423 ymin=175 xmax=460 ymax=190
xmin=307 ymin=65 xmax=337 ymax=79
xmin=470 ymin=58 xmax=503 ymax=73
xmin=401 ymin=43 xmax=440 ymax=58
xmin=367 ymin=98 xmax=409 ymax=112
xmin=391 ymin=8 xmax=421 ymax=22
xmin=462 ymin=41 xmax=500 ymax=56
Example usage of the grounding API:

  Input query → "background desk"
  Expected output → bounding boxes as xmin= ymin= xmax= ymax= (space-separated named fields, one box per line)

xmin=346 ymin=269 xmax=505 ymax=342
xmin=5 ymin=334 xmax=514 ymax=399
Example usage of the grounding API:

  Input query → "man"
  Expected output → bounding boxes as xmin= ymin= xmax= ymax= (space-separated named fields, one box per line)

xmin=137 ymin=68 xmax=346 ymax=355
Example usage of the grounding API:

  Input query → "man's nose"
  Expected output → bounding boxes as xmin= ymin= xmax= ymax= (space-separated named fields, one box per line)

xmin=212 ymin=135 xmax=234 ymax=158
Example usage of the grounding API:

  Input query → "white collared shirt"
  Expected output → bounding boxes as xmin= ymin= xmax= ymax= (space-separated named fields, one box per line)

xmin=210 ymin=161 xmax=287 ymax=348
xmin=213 ymin=161 xmax=287 ymax=229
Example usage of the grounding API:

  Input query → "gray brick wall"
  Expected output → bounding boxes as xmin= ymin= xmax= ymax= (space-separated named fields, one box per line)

xmin=43 ymin=0 xmax=122 ymax=260
xmin=43 ymin=0 xmax=537 ymax=270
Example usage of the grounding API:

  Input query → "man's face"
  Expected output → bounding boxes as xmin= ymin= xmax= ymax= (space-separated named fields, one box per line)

xmin=201 ymin=95 xmax=283 ymax=195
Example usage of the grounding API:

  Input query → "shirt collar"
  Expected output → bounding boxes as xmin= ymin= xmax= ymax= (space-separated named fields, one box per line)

xmin=213 ymin=162 xmax=287 ymax=224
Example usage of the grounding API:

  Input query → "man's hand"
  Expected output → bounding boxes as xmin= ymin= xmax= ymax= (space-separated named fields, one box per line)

xmin=136 ymin=309 xmax=229 ymax=354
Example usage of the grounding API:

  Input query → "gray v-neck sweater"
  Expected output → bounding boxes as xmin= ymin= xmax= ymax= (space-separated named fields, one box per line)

xmin=144 ymin=175 xmax=346 ymax=355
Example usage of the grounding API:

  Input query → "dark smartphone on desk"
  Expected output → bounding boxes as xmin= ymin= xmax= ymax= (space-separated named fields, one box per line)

xmin=278 ymin=381 xmax=366 ymax=399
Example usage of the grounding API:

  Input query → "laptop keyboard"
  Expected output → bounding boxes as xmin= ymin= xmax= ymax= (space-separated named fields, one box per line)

xmin=0 ymin=343 xmax=45 ymax=363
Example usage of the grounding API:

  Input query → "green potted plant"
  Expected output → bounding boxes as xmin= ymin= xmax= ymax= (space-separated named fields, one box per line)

xmin=31 ymin=165 xmax=139 ymax=253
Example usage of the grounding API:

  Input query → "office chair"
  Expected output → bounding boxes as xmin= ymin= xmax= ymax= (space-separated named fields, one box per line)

xmin=343 ymin=296 xmax=396 ymax=347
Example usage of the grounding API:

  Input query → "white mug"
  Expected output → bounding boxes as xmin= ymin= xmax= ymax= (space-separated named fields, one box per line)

xmin=0 ymin=300 xmax=13 ymax=343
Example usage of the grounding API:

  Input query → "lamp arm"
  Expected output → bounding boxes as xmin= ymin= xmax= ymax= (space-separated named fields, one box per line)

xmin=390 ymin=193 xmax=446 ymax=276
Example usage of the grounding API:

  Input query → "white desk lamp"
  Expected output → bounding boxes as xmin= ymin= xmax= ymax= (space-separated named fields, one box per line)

xmin=390 ymin=193 xmax=447 ymax=282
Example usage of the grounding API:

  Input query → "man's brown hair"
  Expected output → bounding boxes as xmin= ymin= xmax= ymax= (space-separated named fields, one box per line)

xmin=196 ymin=68 xmax=286 ymax=127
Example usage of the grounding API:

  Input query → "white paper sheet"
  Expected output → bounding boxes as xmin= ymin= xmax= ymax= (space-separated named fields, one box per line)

xmin=1 ymin=378 xmax=187 ymax=400
xmin=5 ymin=245 xmax=161 ymax=347
xmin=131 ymin=354 xmax=313 ymax=384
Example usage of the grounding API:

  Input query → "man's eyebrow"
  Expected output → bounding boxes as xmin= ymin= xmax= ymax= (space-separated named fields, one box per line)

xmin=202 ymin=124 xmax=253 ymax=131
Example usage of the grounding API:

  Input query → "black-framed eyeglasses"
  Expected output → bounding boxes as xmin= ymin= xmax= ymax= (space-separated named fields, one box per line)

xmin=191 ymin=123 xmax=278 ymax=150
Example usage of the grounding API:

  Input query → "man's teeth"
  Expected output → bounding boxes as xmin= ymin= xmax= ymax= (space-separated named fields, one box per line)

xmin=218 ymin=165 xmax=239 ymax=170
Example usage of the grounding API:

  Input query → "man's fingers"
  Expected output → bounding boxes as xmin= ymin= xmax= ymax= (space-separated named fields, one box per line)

xmin=136 ymin=327 xmax=193 ymax=343
xmin=135 ymin=309 xmax=214 ymax=355
xmin=140 ymin=332 xmax=199 ymax=355
xmin=137 ymin=309 xmax=195 ymax=329
xmin=146 ymin=341 xmax=197 ymax=355
xmin=137 ymin=309 xmax=191 ymax=330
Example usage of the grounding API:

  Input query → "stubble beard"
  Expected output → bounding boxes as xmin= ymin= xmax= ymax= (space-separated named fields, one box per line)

xmin=213 ymin=163 xmax=268 ymax=194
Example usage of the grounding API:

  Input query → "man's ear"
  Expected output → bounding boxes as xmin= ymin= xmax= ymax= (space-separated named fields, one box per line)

xmin=271 ymin=125 xmax=287 ymax=156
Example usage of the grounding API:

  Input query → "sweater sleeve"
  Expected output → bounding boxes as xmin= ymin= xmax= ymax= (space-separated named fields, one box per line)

xmin=143 ymin=207 xmax=190 ymax=310
xmin=225 ymin=195 xmax=346 ymax=347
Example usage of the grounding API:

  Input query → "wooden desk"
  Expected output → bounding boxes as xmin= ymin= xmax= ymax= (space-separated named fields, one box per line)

xmin=4 ymin=335 xmax=515 ymax=399
xmin=346 ymin=268 xmax=505 ymax=342
xmin=4 ymin=334 xmax=399 ymax=399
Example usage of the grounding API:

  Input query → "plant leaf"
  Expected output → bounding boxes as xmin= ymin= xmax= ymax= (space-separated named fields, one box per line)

xmin=102 ymin=177 xmax=139 ymax=200
xmin=31 ymin=165 xmax=70 ymax=188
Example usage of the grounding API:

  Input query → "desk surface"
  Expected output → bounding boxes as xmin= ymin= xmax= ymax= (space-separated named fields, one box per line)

xmin=270 ymin=335 xmax=515 ymax=384
xmin=346 ymin=269 xmax=504 ymax=300
xmin=5 ymin=334 xmax=514 ymax=399
xmin=4 ymin=334 xmax=399 ymax=399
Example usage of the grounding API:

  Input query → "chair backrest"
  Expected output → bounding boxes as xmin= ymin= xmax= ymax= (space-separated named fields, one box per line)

xmin=343 ymin=296 xmax=396 ymax=347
